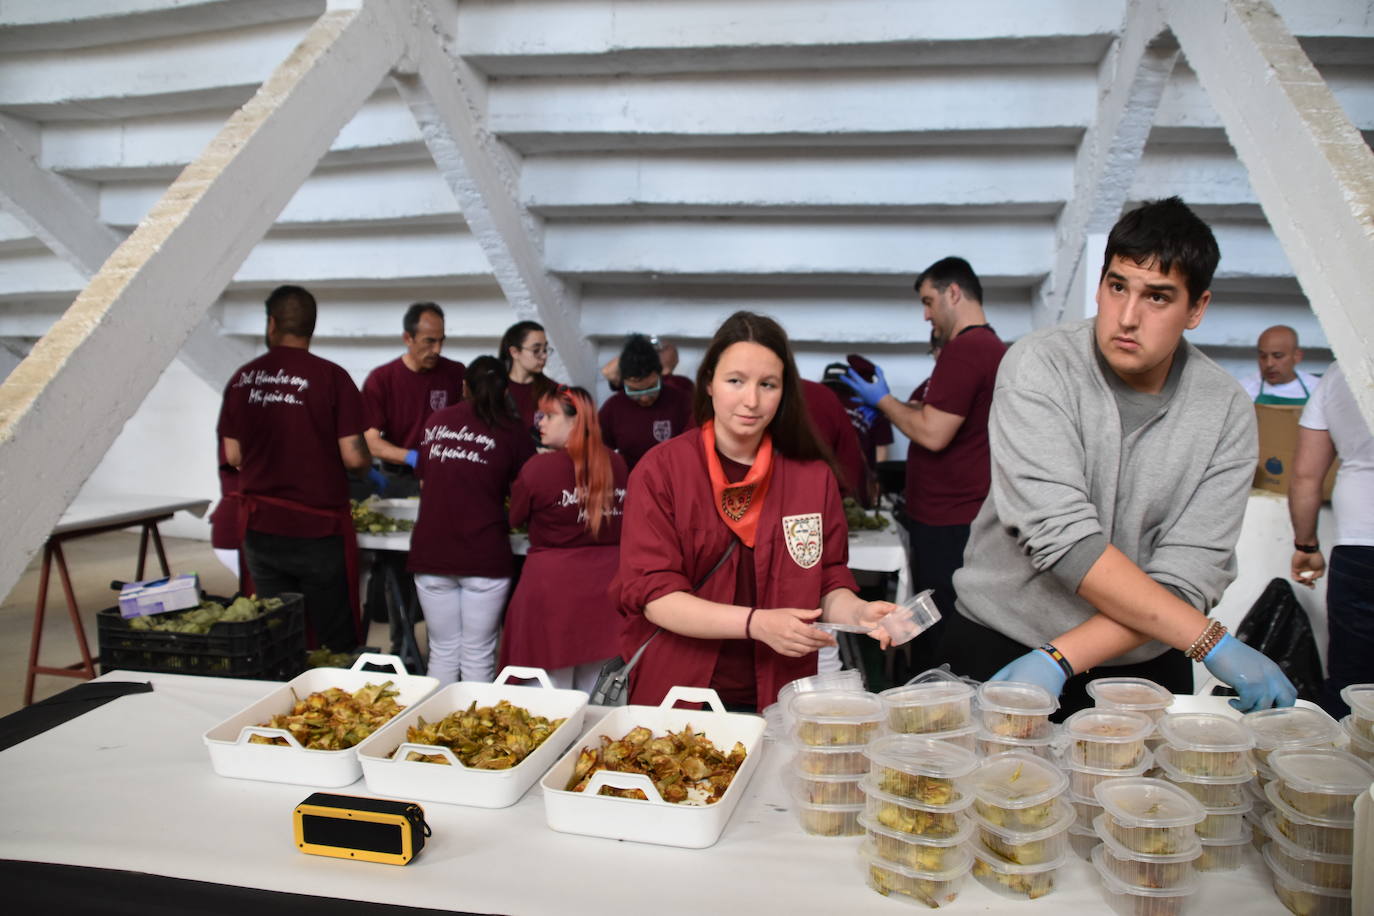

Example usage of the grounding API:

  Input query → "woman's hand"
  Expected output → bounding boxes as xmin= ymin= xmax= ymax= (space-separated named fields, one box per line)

xmin=854 ymin=600 xmax=897 ymax=649
xmin=750 ymin=607 xmax=835 ymax=657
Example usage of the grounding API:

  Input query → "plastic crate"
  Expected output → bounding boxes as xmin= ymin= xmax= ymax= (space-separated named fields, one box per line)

xmin=98 ymin=593 xmax=305 ymax=680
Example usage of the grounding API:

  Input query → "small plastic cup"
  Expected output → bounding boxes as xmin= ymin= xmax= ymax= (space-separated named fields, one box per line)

xmin=860 ymin=774 xmax=973 ymax=838
xmin=1087 ymin=676 xmax=1174 ymax=723
xmin=1066 ymin=708 xmax=1154 ymax=770
xmin=1262 ymin=814 xmax=1352 ymax=888
xmin=790 ymin=690 xmax=883 ymax=747
xmin=879 ymin=671 xmax=975 ymax=735
xmin=1339 ymin=715 xmax=1374 ymax=763
xmin=791 ymin=742 xmax=871 ymax=776
xmin=970 ymin=843 xmax=1068 ymax=901
xmin=785 ymin=766 xmax=865 ymax=805
xmin=1067 ymin=750 xmax=1153 ymax=799
xmin=860 ymin=812 xmax=974 ymax=873
xmin=861 ymin=841 xmax=971 ymax=908
xmin=969 ymin=751 xmax=1069 ymax=831
xmin=1094 ymin=777 xmax=1205 ymax=856
xmin=1339 ymin=683 xmax=1374 ymax=740
xmin=866 ymin=734 xmax=978 ymax=803
xmin=1194 ymin=797 xmax=1252 ymax=840
xmin=1156 ymin=712 xmax=1255 ymax=778
xmin=1194 ymin=821 xmax=1251 ymax=872
xmin=1263 ymin=783 xmax=1355 ymax=855
xmin=975 ymin=726 xmax=1056 ymax=760
xmin=1152 ymin=743 xmax=1253 ymax=807
xmin=1241 ymin=706 xmax=1341 ymax=765
xmin=976 ymin=680 xmax=1056 ymax=740
xmin=1090 ymin=844 xmax=1199 ymax=916
xmin=1093 ymin=814 xmax=1201 ymax=889
xmin=1265 ymin=844 xmax=1353 ymax=916
xmin=1267 ymin=746 xmax=1374 ymax=823
xmin=880 ymin=589 xmax=942 ymax=647
xmin=971 ymin=797 xmax=1073 ymax=866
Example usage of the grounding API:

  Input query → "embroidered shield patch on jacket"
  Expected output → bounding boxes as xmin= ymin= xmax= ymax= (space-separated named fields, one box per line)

xmin=429 ymin=389 xmax=448 ymax=411
xmin=782 ymin=513 xmax=823 ymax=569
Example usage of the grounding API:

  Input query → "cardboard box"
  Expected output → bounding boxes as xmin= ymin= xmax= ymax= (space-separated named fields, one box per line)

xmin=118 ymin=573 xmax=201 ymax=619
xmin=1253 ymin=404 xmax=1337 ymax=499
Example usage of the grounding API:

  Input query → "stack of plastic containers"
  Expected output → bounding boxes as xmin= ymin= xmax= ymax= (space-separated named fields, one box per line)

xmin=1243 ymin=705 xmax=1343 ymax=786
xmin=787 ymin=689 xmax=883 ymax=836
xmin=1259 ymin=747 xmax=1371 ymax=916
xmin=966 ymin=751 xmax=1074 ymax=900
xmin=879 ymin=669 xmax=977 ymax=750
xmin=1339 ymin=684 xmax=1374 ymax=764
xmin=769 ymin=669 xmax=863 ymax=740
xmin=1062 ymin=706 xmax=1154 ymax=859
xmin=859 ymin=735 xmax=978 ymax=908
xmin=1152 ymin=712 xmax=1256 ymax=872
xmin=1090 ymin=777 xmax=1206 ymax=915
xmin=1087 ymin=676 xmax=1174 ymax=742
xmin=974 ymin=681 xmax=1057 ymax=759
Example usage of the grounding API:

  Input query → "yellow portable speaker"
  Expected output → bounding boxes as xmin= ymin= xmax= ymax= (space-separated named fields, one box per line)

xmin=293 ymin=792 xmax=429 ymax=865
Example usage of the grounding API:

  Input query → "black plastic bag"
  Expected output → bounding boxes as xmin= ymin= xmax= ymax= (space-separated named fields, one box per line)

xmin=1228 ymin=577 xmax=1325 ymax=703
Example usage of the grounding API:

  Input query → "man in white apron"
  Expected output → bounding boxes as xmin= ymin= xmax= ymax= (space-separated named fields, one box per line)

xmin=1241 ymin=325 xmax=1320 ymax=405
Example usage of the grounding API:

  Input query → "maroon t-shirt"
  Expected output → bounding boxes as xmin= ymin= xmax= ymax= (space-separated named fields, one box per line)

xmin=360 ymin=356 xmax=465 ymax=451
xmin=597 ymin=384 xmax=695 ymax=470
xmin=904 ymin=325 xmax=1007 ymax=526
xmin=510 ymin=450 xmax=628 ymax=549
xmin=801 ymin=379 xmax=866 ymax=502
xmin=407 ymin=402 xmax=536 ymax=578
xmin=217 ymin=347 xmax=364 ymax=538
xmin=830 ymin=386 xmax=894 ymax=471
xmin=663 ymin=374 xmax=695 ymax=397
xmin=507 ymin=376 xmax=559 ymax=432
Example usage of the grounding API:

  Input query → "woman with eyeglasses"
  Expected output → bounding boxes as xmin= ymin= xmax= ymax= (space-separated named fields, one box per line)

xmin=499 ymin=320 xmax=560 ymax=432
xmin=499 ymin=385 xmax=629 ymax=692
xmin=408 ymin=356 xmax=536 ymax=685
xmin=610 ymin=311 xmax=897 ymax=712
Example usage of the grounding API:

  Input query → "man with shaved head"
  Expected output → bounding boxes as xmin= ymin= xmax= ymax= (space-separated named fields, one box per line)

xmin=1242 ymin=325 xmax=1320 ymax=405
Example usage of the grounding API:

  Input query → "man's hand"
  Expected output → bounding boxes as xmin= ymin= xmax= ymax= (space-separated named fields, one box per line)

xmin=1203 ymin=633 xmax=1298 ymax=712
xmin=990 ymin=649 xmax=1067 ymax=697
xmin=1291 ymin=550 xmax=1325 ymax=588
xmin=367 ymin=468 xmax=388 ymax=495
xmin=749 ymin=607 xmax=835 ymax=657
xmin=840 ymin=366 xmax=891 ymax=408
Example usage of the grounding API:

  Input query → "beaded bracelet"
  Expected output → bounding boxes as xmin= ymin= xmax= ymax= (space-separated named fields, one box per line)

xmin=1184 ymin=619 xmax=1227 ymax=661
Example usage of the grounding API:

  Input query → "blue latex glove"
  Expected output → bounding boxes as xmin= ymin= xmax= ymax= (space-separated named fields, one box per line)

xmin=989 ymin=649 xmax=1068 ymax=698
xmin=404 ymin=449 xmax=419 ymax=468
xmin=1203 ymin=633 xmax=1298 ymax=712
xmin=855 ymin=404 xmax=879 ymax=426
xmin=840 ymin=365 xmax=891 ymax=408
xmin=367 ymin=468 xmax=388 ymax=495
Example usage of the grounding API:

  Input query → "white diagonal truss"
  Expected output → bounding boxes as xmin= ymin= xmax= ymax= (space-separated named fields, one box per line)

xmin=0 ymin=1 xmax=408 ymax=601
xmin=391 ymin=1 xmax=597 ymax=389
xmin=1036 ymin=2 xmax=1180 ymax=326
xmin=1165 ymin=0 xmax=1374 ymax=426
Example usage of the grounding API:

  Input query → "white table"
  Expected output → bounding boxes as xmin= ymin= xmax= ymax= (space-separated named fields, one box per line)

xmin=847 ymin=512 xmax=911 ymax=605
xmin=0 ymin=672 xmax=1289 ymax=915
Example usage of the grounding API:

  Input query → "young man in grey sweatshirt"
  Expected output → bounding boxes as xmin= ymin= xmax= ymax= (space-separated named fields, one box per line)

xmin=943 ymin=197 xmax=1296 ymax=716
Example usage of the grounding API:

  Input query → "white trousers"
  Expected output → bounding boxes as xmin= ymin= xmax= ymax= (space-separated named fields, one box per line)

xmin=414 ymin=573 xmax=510 ymax=686
xmin=549 ymin=661 xmax=606 ymax=694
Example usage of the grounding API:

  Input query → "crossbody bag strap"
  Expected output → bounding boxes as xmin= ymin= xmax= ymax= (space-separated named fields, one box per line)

xmin=625 ymin=536 xmax=741 ymax=672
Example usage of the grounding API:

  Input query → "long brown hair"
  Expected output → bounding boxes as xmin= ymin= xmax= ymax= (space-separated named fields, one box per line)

xmin=499 ymin=319 xmax=556 ymax=402
xmin=538 ymin=385 xmax=615 ymax=537
xmin=693 ymin=311 xmax=837 ymax=473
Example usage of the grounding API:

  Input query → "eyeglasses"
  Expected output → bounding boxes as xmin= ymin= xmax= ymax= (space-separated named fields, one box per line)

xmin=521 ymin=345 xmax=553 ymax=356
xmin=624 ymin=382 xmax=661 ymax=399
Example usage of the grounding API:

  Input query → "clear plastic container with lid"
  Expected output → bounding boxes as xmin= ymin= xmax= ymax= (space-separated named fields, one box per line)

xmin=976 ymin=680 xmax=1056 ymax=740
xmin=861 ymin=841 xmax=971 ymax=908
xmin=1264 ymin=844 xmax=1354 ymax=916
xmin=879 ymin=671 xmax=976 ymax=735
xmin=1340 ymin=715 xmax=1374 ymax=763
xmin=1068 ymin=750 xmax=1153 ymax=799
xmin=1093 ymin=814 xmax=1201 ymax=889
xmin=866 ymin=734 xmax=977 ymax=804
xmin=975 ymin=726 xmax=1056 ymax=760
xmin=971 ymin=797 xmax=1074 ymax=866
xmin=1066 ymin=708 xmax=1155 ymax=770
xmin=1262 ymin=814 xmax=1352 ymax=888
xmin=970 ymin=843 xmax=1068 ymax=900
xmin=1263 ymin=782 xmax=1355 ymax=855
xmin=1340 ymin=683 xmax=1373 ymax=740
xmin=861 ymin=774 xmax=974 ymax=838
xmin=1068 ymin=824 xmax=1098 ymax=860
xmin=793 ymin=797 xmax=864 ymax=836
xmin=790 ymin=690 xmax=883 ymax=747
xmin=1195 ymin=821 xmax=1250 ymax=872
xmin=920 ymin=724 xmax=977 ymax=753
xmin=1241 ymin=705 xmax=1341 ymax=765
xmin=1094 ymin=777 xmax=1205 ymax=856
xmin=1194 ymin=797 xmax=1252 ymax=839
xmin=860 ymin=812 xmax=974 ymax=873
xmin=1152 ymin=743 xmax=1253 ymax=807
xmin=774 ymin=669 xmax=863 ymax=735
xmin=1071 ymin=791 xmax=1104 ymax=830
xmin=791 ymin=742 xmax=870 ymax=776
xmin=1087 ymin=676 xmax=1174 ymax=723
xmin=969 ymin=750 xmax=1069 ymax=831
xmin=1268 ymin=746 xmax=1374 ymax=822
xmin=1156 ymin=712 xmax=1255 ymax=778
xmin=784 ymin=766 xmax=864 ymax=806
xmin=1090 ymin=844 xmax=1199 ymax=916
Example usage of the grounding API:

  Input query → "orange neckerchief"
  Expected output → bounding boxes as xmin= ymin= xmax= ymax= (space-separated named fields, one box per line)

xmin=701 ymin=419 xmax=774 ymax=549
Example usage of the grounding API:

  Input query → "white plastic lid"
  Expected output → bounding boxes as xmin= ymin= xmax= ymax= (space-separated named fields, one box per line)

xmin=972 ymin=797 xmax=1075 ymax=843
xmin=1157 ymin=712 xmax=1255 ymax=753
xmin=1086 ymin=677 xmax=1173 ymax=711
xmin=1261 ymin=811 xmax=1353 ymax=863
xmin=969 ymin=751 xmax=1069 ymax=809
xmin=790 ymin=689 xmax=883 ymax=723
xmin=974 ymin=725 xmax=1055 ymax=748
xmin=880 ymin=679 xmax=975 ymax=709
xmin=976 ymin=681 xmax=1057 ymax=717
xmin=1263 ymin=843 xmax=1353 ymax=900
xmin=859 ymin=773 xmax=976 ymax=813
xmin=1199 ymin=796 xmax=1252 ymax=816
xmin=1267 ymin=747 xmax=1374 ymax=796
xmin=860 ymin=840 xmax=973 ymax=881
xmin=1093 ymin=777 xmax=1205 ymax=828
xmin=1064 ymin=707 xmax=1154 ymax=743
xmin=1242 ymin=706 xmax=1341 ymax=750
xmin=1152 ymin=744 xmax=1254 ymax=784
xmin=1340 ymin=684 xmax=1374 ymax=719
xmin=1263 ymin=775 xmax=1361 ymax=828
xmin=858 ymin=811 xmax=975 ymax=848
xmin=777 ymin=670 xmax=864 ymax=706
xmin=970 ymin=841 xmax=1069 ymax=876
xmin=1197 ymin=819 xmax=1253 ymax=847
xmin=866 ymin=734 xmax=978 ymax=779
xmin=1090 ymin=844 xmax=1199 ymax=897
xmin=1065 ymin=748 xmax=1154 ymax=778
xmin=1092 ymin=813 xmax=1201 ymax=863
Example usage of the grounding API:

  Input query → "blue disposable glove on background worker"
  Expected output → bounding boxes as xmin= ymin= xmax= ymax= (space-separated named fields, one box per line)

xmin=1203 ymin=633 xmax=1298 ymax=712
xmin=840 ymin=365 xmax=891 ymax=409
xmin=405 ymin=449 xmax=419 ymax=468
xmin=367 ymin=468 xmax=388 ymax=495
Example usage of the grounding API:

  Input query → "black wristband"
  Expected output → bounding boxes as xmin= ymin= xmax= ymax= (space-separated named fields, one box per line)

xmin=1294 ymin=542 xmax=1320 ymax=554
xmin=1038 ymin=643 xmax=1075 ymax=679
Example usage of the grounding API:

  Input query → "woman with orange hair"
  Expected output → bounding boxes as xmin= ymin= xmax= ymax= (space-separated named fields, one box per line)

xmin=499 ymin=385 xmax=629 ymax=691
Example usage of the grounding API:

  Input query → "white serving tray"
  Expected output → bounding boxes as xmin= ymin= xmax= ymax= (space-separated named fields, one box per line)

xmin=540 ymin=686 xmax=767 ymax=849
xmin=202 ymin=654 xmax=439 ymax=787
xmin=356 ymin=666 xmax=588 ymax=808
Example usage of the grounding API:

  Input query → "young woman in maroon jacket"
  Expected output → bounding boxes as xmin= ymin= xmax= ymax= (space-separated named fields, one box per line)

xmin=610 ymin=312 xmax=897 ymax=712
xmin=499 ymin=385 xmax=629 ymax=692
xmin=499 ymin=320 xmax=559 ymax=433
xmin=409 ymin=356 xmax=535 ymax=685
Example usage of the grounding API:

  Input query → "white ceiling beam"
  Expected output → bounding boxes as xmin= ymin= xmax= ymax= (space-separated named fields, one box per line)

xmin=0 ymin=0 xmax=407 ymax=608
xmin=1035 ymin=2 xmax=1178 ymax=328
xmin=392 ymin=0 xmax=597 ymax=389
xmin=0 ymin=0 xmax=323 ymax=52
xmin=1165 ymin=0 xmax=1374 ymax=427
